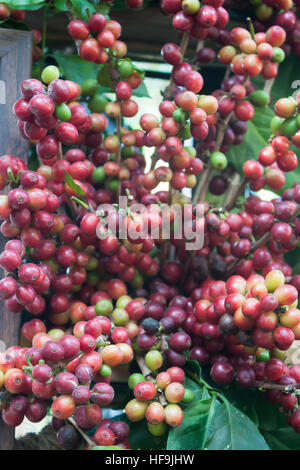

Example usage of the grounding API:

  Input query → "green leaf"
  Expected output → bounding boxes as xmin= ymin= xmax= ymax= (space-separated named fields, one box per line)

xmin=132 ymin=80 xmax=150 ymax=98
xmin=5 ymin=0 xmax=46 ymax=10
xmin=70 ymin=0 xmax=96 ymax=21
xmin=95 ymin=3 xmax=111 ymax=16
xmin=263 ymin=428 xmax=300 ymax=450
xmin=52 ymin=55 xmax=111 ymax=92
xmin=53 ymin=0 xmax=68 ymax=11
xmin=221 ymin=384 xmax=259 ymax=427
xmin=271 ymin=55 xmax=300 ymax=103
xmin=183 ymin=377 xmax=211 ymax=403
xmin=205 ymin=398 xmax=270 ymax=450
xmin=254 ymin=395 xmax=287 ymax=432
xmin=167 ymin=397 xmax=217 ymax=450
xmin=65 ymin=172 xmax=87 ymax=197
xmin=227 ymin=106 xmax=274 ymax=175
xmin=7 ymin=167 xmax=16 ymax=183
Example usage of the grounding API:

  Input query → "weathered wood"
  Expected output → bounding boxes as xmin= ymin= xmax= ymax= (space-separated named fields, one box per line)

xmin=0 ymin=28 xmax=32 ymax=451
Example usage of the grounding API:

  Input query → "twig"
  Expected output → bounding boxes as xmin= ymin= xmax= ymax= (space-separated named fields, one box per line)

xmin=263 ymin=78 xmax=275 ymax=95
xmin=224 ymin=175 xmax=247 ymax=211
xmin=179 ymin=31 xmax=190 ymax=58
xmin=192 ymin=169 xmax=207 ymax=204
xmin=136 ymin=354 xmax=168 ymax=406
xmin=255 ymin=381 xmax=300 ymax=394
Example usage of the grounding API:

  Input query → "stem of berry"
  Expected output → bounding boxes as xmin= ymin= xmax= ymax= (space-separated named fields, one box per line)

xmin=264 ymin=78 xmax=275 ymax=95
xmin=67 ymin=416 xmax=95 ymax=447
xmin=57 ymin=143 xmax=63 ymax=161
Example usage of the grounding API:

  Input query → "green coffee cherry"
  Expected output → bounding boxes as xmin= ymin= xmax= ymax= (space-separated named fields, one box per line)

xmin=100 ymin=364 xmax=112 ymax=377
xmin=116 ymin=295 xmax=132 ymax=309
xmin=41 ymin=65 xmax=59 ymax=84
xmin=121 ymin=146 xmax=135 ymax=158
xmin=280 ymin=117 xmax=298 ymax=137
xmin=255 ymin=4 xmax=273 ymax=21
xmin=108 ymin=178 xmax=120 ymax=192
xmin=88 ymin=94 xmax=108 ymax=113
xmin=173 ymin=108 xmax=188 ymax=123
xmin=210 ymin=151 xmax=227 ymax=171
xmin=92 ymin=166 xmax=106 ymax=183
xmin=270 ymin=116 xmax=285 ymax=133
xmin=185 ymin=146 xmax=197 ymax=158
xmin=256 ymin=349 xmax=270 ymax=362
xmin=112 ymin=308 xmax=129 ymax=326
xmin=249 ymin=90 xmax=270 ymax=107
xmin=55 ymin=103 xmax=71 ymax=121
xmin=148 ymin=421 xmax=168 ymax=436
xmin=81 ymin=78 xmax=98 ymax=97
xmin=128 ymin=373 xmax=145 ymax=390
xmin=272 ymin=47 xmax=285 ymax=64
xmin=95 ymin=299 xmax=113 ymax=316
xmin=118 ymin=59 xmax=134 ymax=78
xmin=181 ymin=388 xmax=195 ymax=404
xmin=182 ymin=0 xmax=200 ymax=15
xmin=145 ymin=350 xmax=163 ymax=371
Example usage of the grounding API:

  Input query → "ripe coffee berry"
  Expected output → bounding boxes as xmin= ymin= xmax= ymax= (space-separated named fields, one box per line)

xmin=134 ymin=381 xmax=157 ymax=401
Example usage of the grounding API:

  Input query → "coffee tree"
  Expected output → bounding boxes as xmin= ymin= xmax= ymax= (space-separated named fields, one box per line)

xmin=0 ymin=0 xmax=300 ymax=450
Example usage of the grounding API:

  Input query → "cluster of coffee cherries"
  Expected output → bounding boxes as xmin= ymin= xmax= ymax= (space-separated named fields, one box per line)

xmin=68 ymin=13 xmax=126 ymax=65
xmin=14 ymin=66 xmax=108 ymax=151
xmin=0 ymin=306 xmax=134 ymax=449
xmin=211 ymin=355 xmax=300 ymax=433
xmin=272 ymin=92 xmax=300 ymax=142
xmin=218 ymin=25 xmax=286 ymax=79
xmin=231 ymin=0 xmax=300 ymax=58
xmin=240 ymin=88 xmax=300 ymax=191
xmin=160 ymin=0 xmax=230 ymax=40
xmin=125 ymin=367 xmax=195 ymax=436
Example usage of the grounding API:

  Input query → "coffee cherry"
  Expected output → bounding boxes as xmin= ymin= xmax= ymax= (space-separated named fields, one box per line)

xmin=125 ymin=398 xmax=147 ymax=422
xmin=210 ymin=361 xmax=234 ymax=384
xmin=134 ymin=381 xmax=157 ymax=401
xmin=41 ymin=66 xmax=60 ymax=84
xmin=164 ymin=404 xmax=183 ymax=427
xmin=145 ymin=350 xmax=163 ymax=371
xmin=165 ymin=382 xmax=185 ymax=403
xmin=210 ymin=151 xmax=227 ymax=170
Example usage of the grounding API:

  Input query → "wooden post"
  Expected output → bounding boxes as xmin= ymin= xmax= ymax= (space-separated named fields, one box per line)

xmin=0 ymin=28 xmax=32 ymax=451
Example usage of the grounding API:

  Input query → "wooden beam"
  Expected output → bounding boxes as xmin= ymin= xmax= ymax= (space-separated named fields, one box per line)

xmin=0 ymin=28 xmax=32 ymax=451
